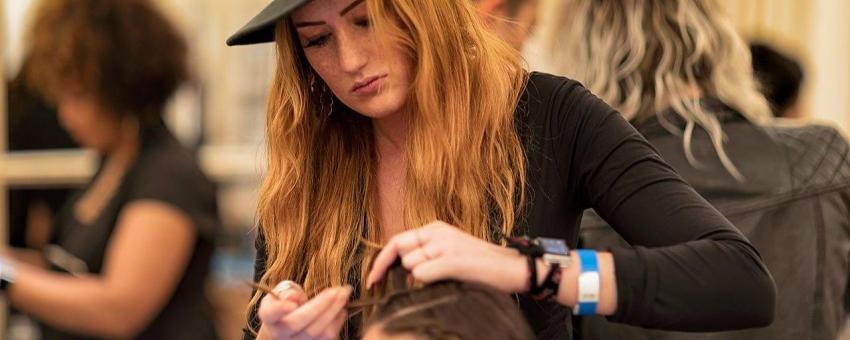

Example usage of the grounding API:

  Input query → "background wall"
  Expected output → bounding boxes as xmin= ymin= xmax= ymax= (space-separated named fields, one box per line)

xmin=721 ymin=0 xmax=850 ymax=129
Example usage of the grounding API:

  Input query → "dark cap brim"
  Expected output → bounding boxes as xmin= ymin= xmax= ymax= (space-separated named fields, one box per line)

xmin=226 ymin=0 xmax=310 ymax=46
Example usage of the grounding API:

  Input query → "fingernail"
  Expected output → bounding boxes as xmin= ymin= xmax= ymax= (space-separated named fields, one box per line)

xmin=337 ymin=287 xmax=352 ymax=299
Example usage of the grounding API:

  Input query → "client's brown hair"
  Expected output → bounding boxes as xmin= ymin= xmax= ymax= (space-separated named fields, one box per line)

xmin=365 ymin=262 xmax=534 ymax=340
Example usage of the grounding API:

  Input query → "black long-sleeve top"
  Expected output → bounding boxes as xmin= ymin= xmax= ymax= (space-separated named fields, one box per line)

xmin=245 ymin=72 xmax=776 ymax=339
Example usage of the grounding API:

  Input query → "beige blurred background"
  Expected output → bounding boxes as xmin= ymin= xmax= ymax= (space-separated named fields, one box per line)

xmin=0 ymin=0 xmax=848 ymax=339
xmin=723 ymin=0 xmax=850 ymax=128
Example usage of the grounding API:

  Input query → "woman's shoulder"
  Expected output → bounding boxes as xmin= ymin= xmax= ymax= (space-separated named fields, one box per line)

xmin=126 ymin=128 xmax=217 ymax=206
xmin=519 ymin=72 xmax=618 ymax=131
xmin=123 ymin=129 xmax=220 ymax=236
xmin=763 ymin=119 xmax=850 ymax=190
xmin=524 ymin=72 xmax=586 ymax=102
xmin=136 ymin=138 xmax=209 ymax=185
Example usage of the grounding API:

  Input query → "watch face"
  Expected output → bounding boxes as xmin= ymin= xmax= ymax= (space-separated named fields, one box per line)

xmin=537 ymin=238 xmax=570 ymax=256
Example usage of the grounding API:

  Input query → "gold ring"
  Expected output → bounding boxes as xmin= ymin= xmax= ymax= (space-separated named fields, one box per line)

xmin=273 ymin=280 xmax=298 ymax=296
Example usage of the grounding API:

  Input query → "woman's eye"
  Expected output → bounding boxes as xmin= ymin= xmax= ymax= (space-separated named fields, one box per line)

xmin=304 ymin=34 xmax=330 ymax=48
xmin=355 ymin=17 xmax=370 ymax=28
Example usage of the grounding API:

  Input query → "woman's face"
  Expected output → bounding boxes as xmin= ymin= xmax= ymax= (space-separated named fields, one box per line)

xmin=291 ymin=0 xmax=412 ymax=119
xmin=56 ymin=94 xmax=121 ymax=152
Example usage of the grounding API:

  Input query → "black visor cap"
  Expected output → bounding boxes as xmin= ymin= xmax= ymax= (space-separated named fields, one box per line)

xmin=226 ymin=0 xmax=310 ymax=46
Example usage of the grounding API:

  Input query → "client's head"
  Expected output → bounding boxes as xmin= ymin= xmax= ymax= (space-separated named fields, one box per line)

xmin=362 ymin=262 xmax=534 ymax=340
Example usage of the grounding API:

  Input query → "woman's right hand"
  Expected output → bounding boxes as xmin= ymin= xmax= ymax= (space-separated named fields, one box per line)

xmin=257 ymin=281 xmax=352 ymax=340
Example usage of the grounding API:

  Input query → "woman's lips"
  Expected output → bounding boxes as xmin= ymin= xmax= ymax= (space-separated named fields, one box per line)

xmin=352 ymin=75 xmax=387 ymax=95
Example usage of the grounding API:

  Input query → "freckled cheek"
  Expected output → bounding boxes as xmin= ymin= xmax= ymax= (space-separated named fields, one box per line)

xmin=306 ymin=50 xmax=348 ymax=95
xmin=389 ymin=52 xmax=414 ymax=90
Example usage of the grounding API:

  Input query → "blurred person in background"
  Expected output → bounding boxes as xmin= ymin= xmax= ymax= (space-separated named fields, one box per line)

xmin=751 ymin=42 xmax=807 ymax=118
xmin=6 ymin=52 xmax=80 ymax=340
xmin=473 ymin=0 xmax=540 ymax=51
xmin=228 ymin=0 xmax=775 ymax=339
xmin=7 ymin=56 xmax=79 ymax=257
xmin=538 ymin=0 xmax=850 ymax=339
xmin=0 ymin=0 xmax=221 ymax=339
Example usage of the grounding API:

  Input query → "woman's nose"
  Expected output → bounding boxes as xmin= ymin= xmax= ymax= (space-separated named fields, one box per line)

xmin=336 ymin=30 xmax=369 ymax=74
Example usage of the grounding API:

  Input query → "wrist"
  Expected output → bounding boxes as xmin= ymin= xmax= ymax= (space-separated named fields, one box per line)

xmin=533 ymin=258 xmax=548 ymax=292
xmin=508 ymin=250 xmax=531 ymax=293
xmin=510 ymin=252 xmax=556 ymax=294
xmin=556 ymin=251 xmax=581 ymax=306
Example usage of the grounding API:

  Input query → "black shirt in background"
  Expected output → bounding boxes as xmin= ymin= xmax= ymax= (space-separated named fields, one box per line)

xmin=6 ymin=77 xmax=78 ymax=249
xmin=42 ymin=121 xmax=221 ymax=340
xmin=246 ymin=73 xmax=775 ymax=339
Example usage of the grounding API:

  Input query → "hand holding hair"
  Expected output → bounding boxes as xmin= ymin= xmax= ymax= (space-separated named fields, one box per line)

xmin=366 ymin=220 xmax=618 ymax=315
xmin=366 ymin=221 xmax=531 ymax=294
xmin=256 ymin=281 xmax=351 ymax=340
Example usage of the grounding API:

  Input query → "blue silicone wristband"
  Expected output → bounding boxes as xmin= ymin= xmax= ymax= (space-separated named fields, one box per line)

xmin=574 ymin=250 xmax=599 ymax=315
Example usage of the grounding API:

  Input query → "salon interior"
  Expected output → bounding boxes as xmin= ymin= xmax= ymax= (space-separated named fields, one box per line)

xmin=1 ymin=0 xmax=849 ymax=339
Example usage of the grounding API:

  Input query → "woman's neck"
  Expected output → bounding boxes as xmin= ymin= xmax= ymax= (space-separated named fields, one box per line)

xmin=103 ymin=118 xmax=141 ymax=165
xmin=372 ymin=110 xmax=409 ymax=158
xmin=372 ymin=110 xmax=410 ymax=241
xmin=75 ymin=118 xmax=140 ymax=224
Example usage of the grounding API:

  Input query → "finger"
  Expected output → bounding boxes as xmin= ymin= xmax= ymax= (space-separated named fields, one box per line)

xmin=410 ymin=257 xmax=454 ymax=283
xmin=394 ymin=229 xmax=425 ymax=254
xmin=401 ymin=247 xmax=431 ymax=269
xmin=275 ymin=281 xmax=309 ymax=306
xmin=281 ymin=288 xmax=345 ymax=332
xmin=258 ymin=295 xmax=300 ymax=325
xmin=323 ymin=309 xmax=347 ymax=339
xmin=301 ymin=287 xmax=351 ymax=338
xmin=423 ymin=220 xmax=450 ymax=234
xmin=366 ymin=240 xmax=401 ymax=288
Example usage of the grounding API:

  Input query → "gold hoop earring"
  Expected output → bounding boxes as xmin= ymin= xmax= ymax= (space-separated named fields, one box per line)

xmin=321 ymin=83 xmax=334 ymax=117
xmin=310 ymin=75 xmax=334 ymax=117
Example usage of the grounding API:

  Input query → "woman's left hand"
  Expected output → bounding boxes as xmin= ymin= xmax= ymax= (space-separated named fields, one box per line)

xmin=365 ymin=221 xmax=528 ymax=293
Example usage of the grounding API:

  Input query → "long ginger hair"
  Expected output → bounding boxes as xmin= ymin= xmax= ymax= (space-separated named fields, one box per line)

xmin=248 ymin=0 xmax=527 ymax=332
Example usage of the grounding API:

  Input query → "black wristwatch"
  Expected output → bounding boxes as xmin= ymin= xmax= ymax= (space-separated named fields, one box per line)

xmin=506 ymin=236 xmax=571 ymax=300
xmin=533 ymin=238 xmax=569 ymax=300
xmin=537 ymin=237 xmax=571 ymax=268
